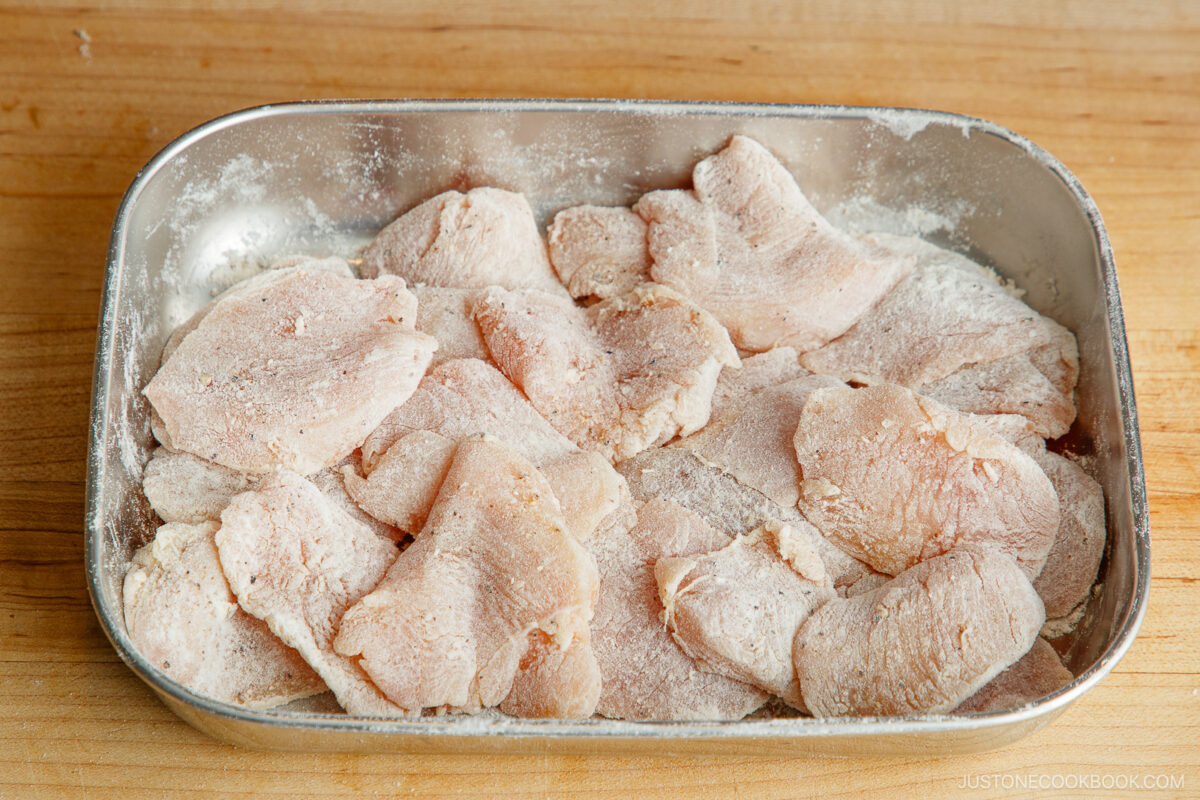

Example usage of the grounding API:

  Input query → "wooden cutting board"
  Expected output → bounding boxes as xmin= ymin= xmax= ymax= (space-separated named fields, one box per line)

xmin=1 ymin=2 xmax=1196 ymax=797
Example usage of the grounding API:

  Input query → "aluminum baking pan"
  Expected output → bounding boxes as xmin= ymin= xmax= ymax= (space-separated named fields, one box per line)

xmin=86 ymin=99 xmax=1149 ymax=755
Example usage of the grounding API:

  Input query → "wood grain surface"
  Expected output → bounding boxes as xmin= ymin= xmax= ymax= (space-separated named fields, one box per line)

xmin=1 ymin=2 xmax=1197 ymax=798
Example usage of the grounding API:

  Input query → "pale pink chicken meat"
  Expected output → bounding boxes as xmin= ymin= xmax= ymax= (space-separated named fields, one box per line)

xmin=410 ymin=286 xmax=491 ymax=366
xmin=794 ymin=384 xmax=1059 ymax=578
xmin=635 ymin=135 xmax=913 ymax=352
xmin=361 ymin=358 xmax=575 ymax=471
xmin=474 ymin=283 xmax=739 ymax=462
xmin=799 ymin=233 xmax=1078 ymax=438
xmin=709 ymin=346 xmax=811 ymax=416
xmin=216 ymin=471 xmax=405 ymax=717
xmin=360 ymin=187 xmax=566 ymax=295
xmin=123 ymin=521 xmax=325 ymax=709
xmin=588 ymin=496 xmax=768 ymax=720
xmin=1031 ymin=451 xmax=1106 ymax=637
xmin=972 ymin=414 xmax=1106 ymax=636
xmin=357 ymin=359 xmax=623 ymax=542
xmin=342 ymin=430 xmax=459 ymax=535
xmin=308 ymin=453 xmax=405 ymax=545
xmin=956 ymin=637 xmax=1073 ymax=713
xmin=144 ymin=269 xmax=436 ymax=475
xmin=618 ymin=446 xmax=877 ymax=594
xmin=150 ymin=258 xmax=359 ymax=453
xmin=794 ymin=547 xmax=1045 ymax=716
xmin=142 ymin=447 xmax=256 ymax=525
xmin=332 ymin=438 xmax=600 ymax=716
xmin=142 ymin=447 xmax=401 ymax=544
xmin=673 ymin=371 xmax=842 ymax=508
xmin=157 ymin=256 xmax=357 ymax=370
xmin=919 ymin=334 xmax=1079 ymax=439
xmin=655 ymin=521 xmax=835 ymax=708
xmin=547 ymin=205 xmax=651 ymax=300
xmin=499 ymin=627 xmax=603 ymax=719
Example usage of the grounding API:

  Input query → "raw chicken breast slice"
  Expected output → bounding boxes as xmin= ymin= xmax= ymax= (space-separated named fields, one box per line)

xmin=308 ymin=453 xmax=405 ymax=545
xmin=1030 ymin=451 xmax=1106 ymax=637
xmin=142 ymin=447 xmax=256 ymax=524
xmin=956 ymin=637 xmax=1073 ymax=713
xmin=332 ymin=438 xmax=599 ymax=715
xmin=343 ymin=431 xmax=459 ymax=535
xmin=794 ymin=547 xmax=1045 ymax=716
xmin=618 ymin=447 xmax=875 ymax=594
xmin=157 ymin=256 xmax=357 ymax=368
xmin=635 ymin=135 xmax=913 ymax=352
xmin=474 ymin=283 xmax=739 ymax=462
xmin=710 ymin=346 xmax=811 ymax=416
xmin=673 ymin=371 xmax=842 ymax=507
xmin=216 ymin=471 xmax=405 ymax=717
xmin=794 ymin=385 xmax=1059 ymax=578
xmin=798 ymin=233 xmax=1062 ymax=385
xmin=970 ymin=415 xmax=1103 ymax=629
xmin=144 ymin=269 xmax=436 ymax=476
xmin=410 ymin=286 xmax=492 ymax=366
xmin=360 ymin=187 xmax=566 ymax=295
xmin=499 ymin=627 xmax=603 ymax=719
xmin=358 ymin=359 xmax=624 ymax=541
xmin=123 ymin=521 xmax=325 ymax=709
xmin=655 ymin=521 xmax=836 ymax=708
xmin=589 ymin=496 xmax=768 ymax=720
xmin=920 ymin=340 xmax=1079 ymax=439
xmin=143 ymin=447 xmax=401 ymax=544
xmin=798 ymin=233 xmax=1079 ymax=437
xmin=361 ymin=358 xmax=577 ymax=471
xmin=547 ymin=205 xmax=651 ymax=299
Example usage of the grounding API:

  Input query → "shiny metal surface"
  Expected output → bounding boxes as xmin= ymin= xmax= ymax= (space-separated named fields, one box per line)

xmin=86 ymin=99 xmax=1149 ymax=755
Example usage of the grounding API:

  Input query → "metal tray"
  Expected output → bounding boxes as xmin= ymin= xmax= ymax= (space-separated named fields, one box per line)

xmin=86 ymin=99 xmax=1149 ymax=755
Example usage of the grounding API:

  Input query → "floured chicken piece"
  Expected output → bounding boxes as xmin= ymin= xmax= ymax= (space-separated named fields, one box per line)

xmin=968 ymin=410 xmax=1103 ymax=634
xmin=920 ymin=338 xmax=1079 ymax=439
xmin=309 ymin=452 xmax=405 ymax=544
xmin=343 ymin=431 xmax=459 ymax=535
xmin=360 ymin=187 xmax=566 ymax=295
xmin=975 ymin=412 xmax=1047 ymax=455
xmin=144 ymin=269 xmax=436 ymax=475
xmin=124 ymin=521 xmax=325 ymax=709
xmin=540 ymin=450 xmax=630 ymax=544
xmin=216 ymin=471 xmax=404 ymax=717
xmin=618 ymin=446 xmax=875 ymax=593
xmin=799 ymin=233 xmax=1078 ymax=438
xmin=1030 ymin=451 xmax=1106 ymax=637
xmin=474 ymin=283 xmax=739 ymax=462
xmin=410 ymin=286 xmax=491 ymax=366
xmin=710 ymin=346 xmax=811 ymax=416
xmin=843 ymin=571 xmax=891 ymax=598
xmin=794 ymin=547 xmax=1045 ymax=716
xmin=589 ymin=496 xmax=768 ymax=720
xmin=142 ymin=446 xmax=401 ymax=545
xmin=794 ymin=384 xmax=1059 ymax=578
xmin=362 ymin=358 xmax=577 ymax=470
xmin=655 ymin=521 xmax=835 ymax=708
xmin=332 ymin=438 xmax=599 ymax=715
xmin=499 ymin=627 xmax=603 ymax=719
xmin=359 ymin=359 xmax=623 ymax=541
xmin=158 ymin=256 xmax=357 ymax=369
xmin=674 ymin=371 xmax=841 ymax=507
xmin=150 ymin=258 xmax=360 ymax=454
xmin=956 ymin=637 xmax=1073 ymax=713
xmin=635 ymin=135 xmax=913 ymax=352
xmin=547 ymin=205 xmax=651 ymax=299
xmin=142 ymin=447 xmax=256 ymax=524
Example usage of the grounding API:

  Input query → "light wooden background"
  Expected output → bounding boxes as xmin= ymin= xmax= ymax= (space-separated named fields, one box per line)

xmin=1 ymin=2 xmax=1197 ymax=798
